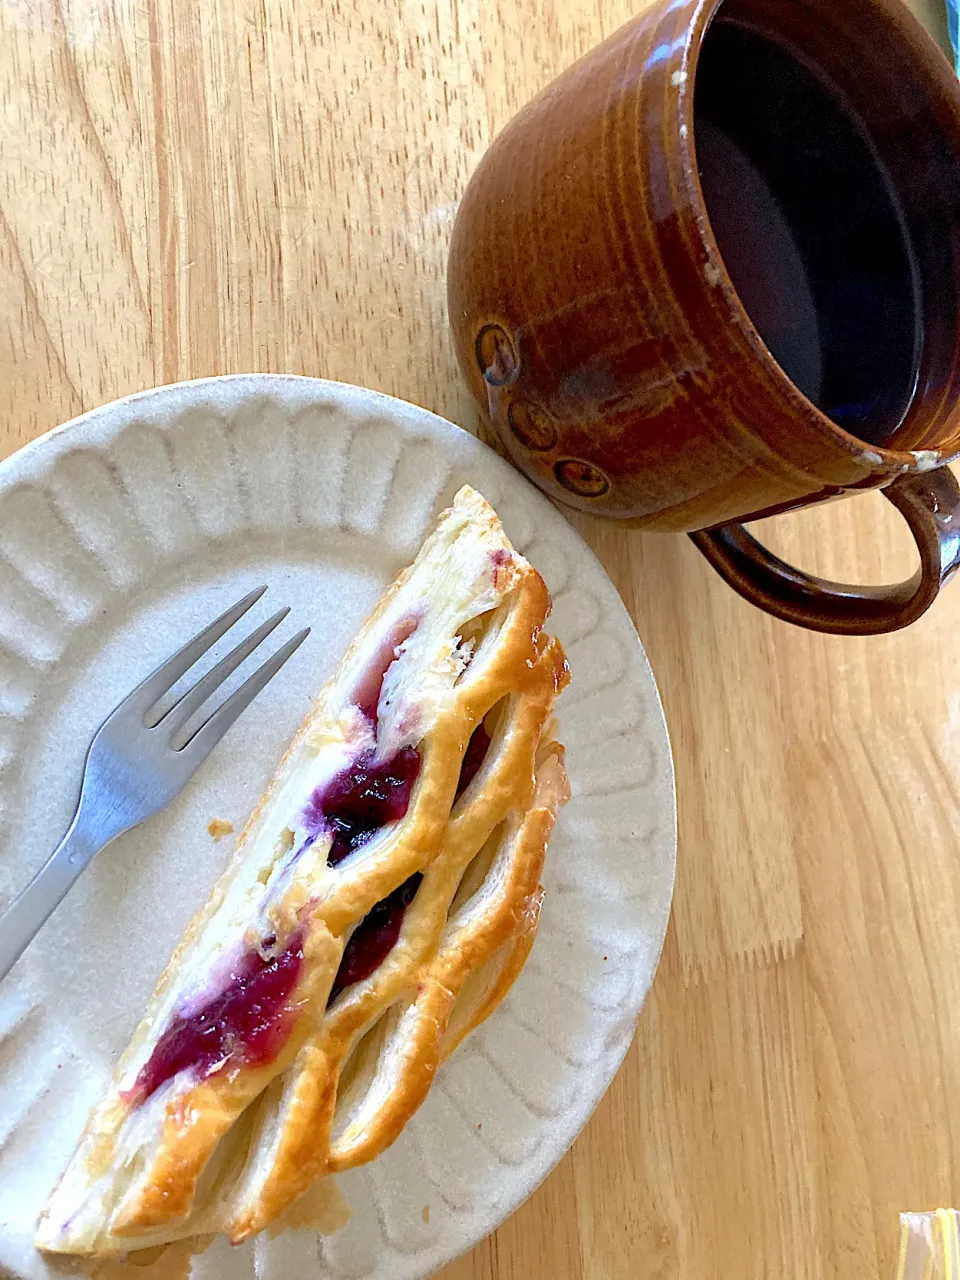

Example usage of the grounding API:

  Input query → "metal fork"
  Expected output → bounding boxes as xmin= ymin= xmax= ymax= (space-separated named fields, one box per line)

xmin=0 ymin=587 xmax=309 ymax=983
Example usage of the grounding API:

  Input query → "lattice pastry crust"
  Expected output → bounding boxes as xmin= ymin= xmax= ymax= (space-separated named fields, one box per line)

xmin=36 ymin=486 xmax=570 ymax=1257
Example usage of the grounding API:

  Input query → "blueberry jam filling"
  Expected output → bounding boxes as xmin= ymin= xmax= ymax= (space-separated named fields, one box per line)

xmin=456 ymin=722 xmax=491 ymax=799
xmin=326 ymin=725 xmax=493 ymax=1002
xmin=125 ymin=932 xmax=305 ymax=1107
xmin=351 ymin=616 xmax=419 ymax=728
xmin=328 ymin=873 xmax=423 ymax=1004
xmin=302 ymin=746 xmax=422 ymax=867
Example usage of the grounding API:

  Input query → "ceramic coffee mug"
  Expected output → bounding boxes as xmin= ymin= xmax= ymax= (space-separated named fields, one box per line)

xmin=447 ymin=0 xmax=960 ymax=634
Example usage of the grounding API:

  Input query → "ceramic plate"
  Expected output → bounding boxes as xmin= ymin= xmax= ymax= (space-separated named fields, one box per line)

xmin=0 ymin=376 xmax=675 ymax=1280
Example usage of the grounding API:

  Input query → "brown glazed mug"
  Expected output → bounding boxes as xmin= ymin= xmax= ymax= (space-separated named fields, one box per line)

xmin=447 ymin=0 xmax=960 ymax=635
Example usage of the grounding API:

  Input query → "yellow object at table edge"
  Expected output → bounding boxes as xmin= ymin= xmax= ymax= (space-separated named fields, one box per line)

xmin=898 ymin=1209 xmax=960 ymax=1279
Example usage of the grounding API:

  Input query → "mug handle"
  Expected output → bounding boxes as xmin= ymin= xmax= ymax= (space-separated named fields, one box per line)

xmin=688 ymin=466 xmax=960 ymax=635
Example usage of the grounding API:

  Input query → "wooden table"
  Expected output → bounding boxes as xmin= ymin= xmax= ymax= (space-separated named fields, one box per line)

xmin=0 ymin=0 xmax=954 ymax=1276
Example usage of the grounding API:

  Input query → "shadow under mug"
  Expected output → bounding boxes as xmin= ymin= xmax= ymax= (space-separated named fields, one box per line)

xmin=447 ymin=0 xmax=960 ymax=635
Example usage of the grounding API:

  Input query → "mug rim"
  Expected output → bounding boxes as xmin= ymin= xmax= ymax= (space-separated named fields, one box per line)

xmin=675 ymin=0 xmax=960 ymax=473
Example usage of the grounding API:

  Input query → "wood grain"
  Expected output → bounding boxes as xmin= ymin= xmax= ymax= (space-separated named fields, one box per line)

xmin=0 ymin=0 xmax=954 ymax=1276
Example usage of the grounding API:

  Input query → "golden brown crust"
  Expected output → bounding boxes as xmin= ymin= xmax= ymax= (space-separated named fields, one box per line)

xmin=229 ymin=617 xmax=568 ymax=1238
xmin=37 ymin=486 xmax=569 ymax=1257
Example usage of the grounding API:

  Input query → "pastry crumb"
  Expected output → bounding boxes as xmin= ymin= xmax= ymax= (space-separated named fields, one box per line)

xmin=422 ymin=1204 xmax=430 ymax=1224
xmin=207 ymin=818 xmax=234 ymax=841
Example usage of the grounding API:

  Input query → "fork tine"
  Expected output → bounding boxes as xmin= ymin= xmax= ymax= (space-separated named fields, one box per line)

xmin=174 ymin=627 xmax=311 ymax=755
xmin=133 ymin=586 xmax=268 ymax=724
xmin=157 ymin=606 xmax=292 ymax=737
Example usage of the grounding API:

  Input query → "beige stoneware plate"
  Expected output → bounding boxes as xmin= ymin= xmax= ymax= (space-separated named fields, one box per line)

xmin=0 ymin=376 xmax=675 ymax=1280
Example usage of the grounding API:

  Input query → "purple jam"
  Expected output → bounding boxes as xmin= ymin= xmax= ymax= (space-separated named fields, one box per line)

xmin=491 ymin=547 xmax=512 ymax=589
xmin=125 ymin=933 xmax=304 ymax=1107
xmin=456 ymin=722 xmax=491 ymax=799
xmin=303 ymin=746 xmax=422 ymax=867
xmin=352 ymin=616 xmax=419 ymax=727
xmin=325 ymin=725 xmax=492 ymax=1004
xmin=328 ymin=873 xmax=422 ymax=1004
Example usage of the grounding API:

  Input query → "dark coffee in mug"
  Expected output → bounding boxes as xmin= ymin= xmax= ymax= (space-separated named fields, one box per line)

xmin=694 ymin=15 xmax=922 ymax=447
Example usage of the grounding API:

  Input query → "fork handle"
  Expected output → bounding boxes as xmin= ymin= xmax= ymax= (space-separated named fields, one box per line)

xmin=0 ymin=818 xmax=102 ymax=982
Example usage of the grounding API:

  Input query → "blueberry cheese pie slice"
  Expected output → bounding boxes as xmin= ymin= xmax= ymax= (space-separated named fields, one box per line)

xmin=36 ymin=485 xmax=570 ymax=1257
